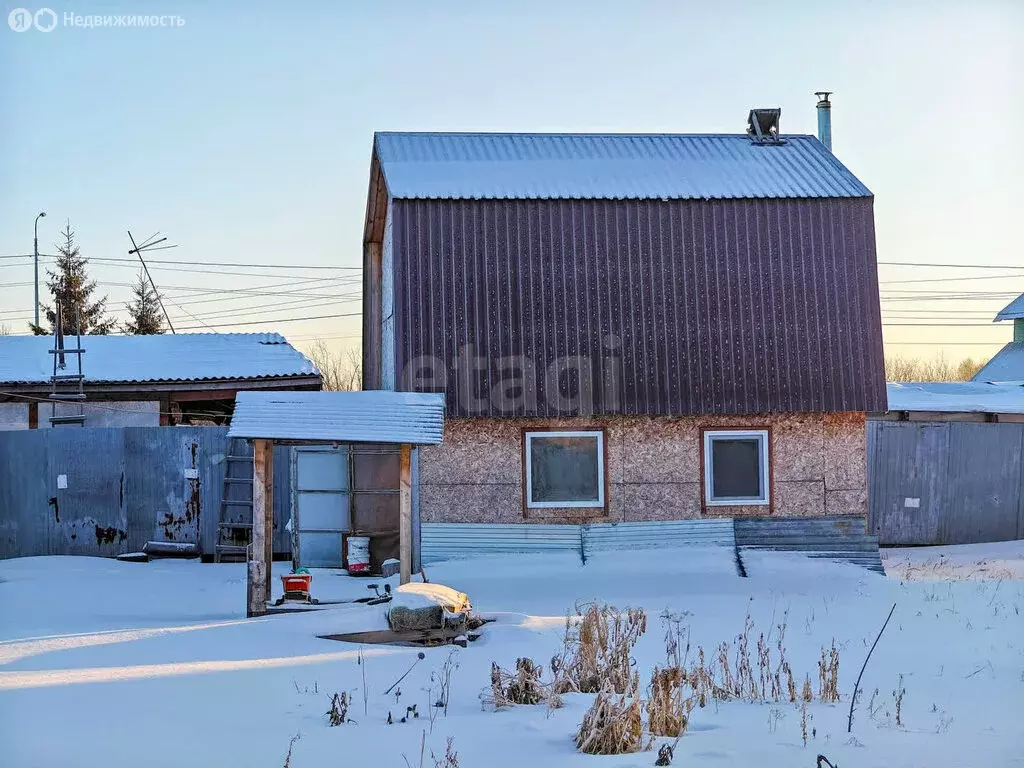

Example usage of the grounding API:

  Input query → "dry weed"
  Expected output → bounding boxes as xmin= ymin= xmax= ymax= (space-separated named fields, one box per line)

xmin=326 ymin=692 xmax=351 ymax=726
xmin=487 ymin=657 xmax=563 ymax=709
xmin=818 ymin=641 xmax=840 ymax=703
xmin=553 ymin=604 xmax=646 ymax=695
xmin=431 ymin=737 xmax=459 ymax=768
xmin=646 ymin=666 xmax=694 ymax=737
xmin=574 ymin=685 xmax=649 ymax=755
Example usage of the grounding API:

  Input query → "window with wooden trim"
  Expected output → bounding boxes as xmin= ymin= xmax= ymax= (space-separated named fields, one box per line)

xmin=524 ymin=430 xmax=605 ymax=508
xmin=703 ymin=429 xmax=770 ymax=506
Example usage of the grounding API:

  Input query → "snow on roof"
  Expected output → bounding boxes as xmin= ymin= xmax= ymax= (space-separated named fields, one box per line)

xmin=972 ymin=342 xmax=1024 ymax=385
xmin=995 ymin=292 xmax=1024 ymax=322
xmin=374 ymin=132 xmax=872 ymax=200
xmin=227 ymin=391 xmax=445 ymax=444
xmin=886 ymin=381 xmax=1024 ymax=415
xmin=0 ymin=333 xmax=318 ymax=385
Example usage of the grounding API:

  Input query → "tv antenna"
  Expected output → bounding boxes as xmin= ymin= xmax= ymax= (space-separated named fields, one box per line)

xmin=127 ymin=230 xmax=177 ymax=334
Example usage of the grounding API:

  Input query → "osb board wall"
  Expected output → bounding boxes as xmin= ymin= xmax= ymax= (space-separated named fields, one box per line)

xmin=418 ymin=414 xmax=867 ymax=524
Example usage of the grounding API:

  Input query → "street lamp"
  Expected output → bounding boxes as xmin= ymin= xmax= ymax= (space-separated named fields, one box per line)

xmin=34 ymin=211 xmax=46 ymax=329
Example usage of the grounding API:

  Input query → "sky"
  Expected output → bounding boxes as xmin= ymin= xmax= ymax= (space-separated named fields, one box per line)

xmin=1 ymin=0 xmax=1022 ymax=363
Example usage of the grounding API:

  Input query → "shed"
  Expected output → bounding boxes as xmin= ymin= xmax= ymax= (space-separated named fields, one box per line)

xmin=867 ymin=382 xmax=1024 ymax=546
xmin=0 ymin=333 xmax=320 ymax=429
xmin=227 ymin=390 xmax=444 ymax=616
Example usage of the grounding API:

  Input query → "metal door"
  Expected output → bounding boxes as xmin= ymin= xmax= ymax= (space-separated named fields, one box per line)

xmin=291 ymin=447 xmax=350 ymax=567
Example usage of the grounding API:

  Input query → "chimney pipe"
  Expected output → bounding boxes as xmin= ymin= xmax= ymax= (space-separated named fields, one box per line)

xmin=815 ymin=91 xmax=833 ymax=152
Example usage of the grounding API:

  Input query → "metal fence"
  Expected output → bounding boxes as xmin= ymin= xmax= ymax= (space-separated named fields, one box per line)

xmin=867 ymin=420 xmax=1024 ymax=546
xmin=421 ymin=519 xmax=736 ymax=564
xmin=0 ymin=426 xmax=293 ymax=559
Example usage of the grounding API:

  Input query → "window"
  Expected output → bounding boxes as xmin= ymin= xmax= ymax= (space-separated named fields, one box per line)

xmin=525 ymin=430 xmax=605 ymax=509
xmin=703 ymin=430 xmax=770 ymax=506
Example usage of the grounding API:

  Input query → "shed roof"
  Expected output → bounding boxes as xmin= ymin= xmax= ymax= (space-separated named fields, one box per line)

xmin=227 ymin=391 xmax=445 ymax=444
xmin=994 ymin=292 xmax=1024 ymax=322
xmin=374 ymin=132 xmax=871 ymax=201
xmin=972 ymin=342 xmax=1024 ymax=385
xmin=886 ymin=382 xmax=1024 ymax=415
xmin=0 ymin=333 xmax=318 ymax=386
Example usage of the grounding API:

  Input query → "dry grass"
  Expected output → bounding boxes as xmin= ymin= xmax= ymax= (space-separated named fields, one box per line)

xmin=486 ymin=657 xmax=563 ymax=709
xmin=646 ymin=666 xmax=693 ymax=737
xmin=553 ymin=604 xmax=647 ymax=695
xmin=574 ymin=686 xmax=649 ymax=755
xmin=818 ymin=641 xmax=840 ymax=704
xmin=431 ymin=737 xmax=459 ymax=768
xmin=326 ymin=692 xmax=351 ymax=726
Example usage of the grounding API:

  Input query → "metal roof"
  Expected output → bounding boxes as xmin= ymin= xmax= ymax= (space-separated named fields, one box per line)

xmin=886 ymin=381 xmax=1024 ymax=414
xmin=995 ymin=292 xmax=1024 ymax=322
xmin=0 ymin=333 xmax=318 ymax=385
xmin=972 ymin=342 xmax=1024 ymax=384
xmin=227 ymin=391 xmax=445 ymax=444
xmin=374 ymin=132 xmax=872 ymax=200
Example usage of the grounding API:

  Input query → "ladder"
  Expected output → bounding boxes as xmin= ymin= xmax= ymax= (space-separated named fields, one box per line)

xmin=48 ymin=300 xmax=86 ymax=426
xmin=214 ymin=437 xmax=255 ymax=562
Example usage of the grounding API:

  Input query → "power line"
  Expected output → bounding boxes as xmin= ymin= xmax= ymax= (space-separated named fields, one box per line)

xmin=880 ymin=274 xmax=1024 ymax=285
xmin=0 ymin=252 xmax=360 ymax=270
xmin=173 ymin=311 xmax=362 ymax=330
xmin=879 ymin=261 xmax=1024 ymax=270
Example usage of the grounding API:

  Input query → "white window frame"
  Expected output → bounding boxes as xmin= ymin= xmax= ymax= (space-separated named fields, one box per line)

xmin=703 ymin=429 xmax=770 ymax=506
xmin=525 ymin=430 xmax=605 ymax=509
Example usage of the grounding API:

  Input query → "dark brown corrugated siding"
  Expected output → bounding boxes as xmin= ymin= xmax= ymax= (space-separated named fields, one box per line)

xmin=392 ymin=198 xmax=886 ymax=417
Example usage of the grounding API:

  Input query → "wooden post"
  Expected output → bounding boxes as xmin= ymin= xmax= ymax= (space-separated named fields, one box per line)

xmin=399 ymin=443 xmax=412 ymax=585
xmin=263 ymin=440 xmax=274 ymax=599
xmin=247 ymin=438 xmax=269 ymax=617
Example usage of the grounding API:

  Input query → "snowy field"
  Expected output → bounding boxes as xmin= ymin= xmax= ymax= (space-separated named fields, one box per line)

xmin=1 ymin=543 xmax=1022 ymax=768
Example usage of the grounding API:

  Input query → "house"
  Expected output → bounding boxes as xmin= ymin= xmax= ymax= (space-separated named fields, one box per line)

xmin=868 ymin=382 xmax=1024 ymax=545
xmin=361 ymin=110 xmax=886 ymax=528
xmin=972 ymin=292 xmax=1024 ymax=383
xmin=0 ymin=333 xmax=320 ymax=429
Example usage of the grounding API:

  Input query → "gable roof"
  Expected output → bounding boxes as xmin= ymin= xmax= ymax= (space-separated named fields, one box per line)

xmin=0 ymin=333 xmax=319 ymax=386
xmin=373 ymin=132 xmax=871 ymax=201
xmin=994 ymin=292 xmax=1024 ymax=322
xmin=972 ymin=342 xmax=1024 ymax=385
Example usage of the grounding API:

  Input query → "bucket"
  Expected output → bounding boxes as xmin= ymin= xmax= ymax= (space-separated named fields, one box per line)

xmin=347 ymin=536 xmax=371 ymax=574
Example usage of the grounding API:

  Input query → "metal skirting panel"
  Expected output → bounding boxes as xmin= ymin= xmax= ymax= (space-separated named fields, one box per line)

xmin=422 ymin=523 xmax=581 ymax=563
xmin=734 ymin=516 xmax=884 ymax=574
xmin=421 ymin=519 xmax=736 ymax=564
xmin=585 ymin=520 xmax=735 ymax=551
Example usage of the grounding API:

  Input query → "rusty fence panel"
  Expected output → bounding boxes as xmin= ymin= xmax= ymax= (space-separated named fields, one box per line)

xmin=0 ymin=426 xmax=294 ymax=559
xmin=867 ymin=420 xmax=1024 ymax=546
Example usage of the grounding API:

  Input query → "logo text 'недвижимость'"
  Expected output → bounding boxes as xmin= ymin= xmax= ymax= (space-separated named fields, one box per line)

xmin=8 ymin=8 xmax=185 ymax=32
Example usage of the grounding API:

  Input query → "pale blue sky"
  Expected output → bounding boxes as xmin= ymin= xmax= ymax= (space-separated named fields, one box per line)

xmin=2 ymin=0 xmax=1022 ymax=361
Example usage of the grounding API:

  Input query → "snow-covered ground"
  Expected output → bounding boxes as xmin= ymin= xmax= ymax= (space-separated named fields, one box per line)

xmin=1 ymin=544 xmax=1022 ymax=768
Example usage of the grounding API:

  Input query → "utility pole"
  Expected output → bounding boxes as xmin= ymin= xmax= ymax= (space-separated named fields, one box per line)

xmin=34 ymin=211 xmax=46 ymax=328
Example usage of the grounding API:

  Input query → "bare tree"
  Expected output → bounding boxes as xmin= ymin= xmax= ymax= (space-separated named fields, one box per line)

xmin=885 ymin=353 xmax=988 ymax=382
xmin=306 ymin=339 xmax=362 ymax=391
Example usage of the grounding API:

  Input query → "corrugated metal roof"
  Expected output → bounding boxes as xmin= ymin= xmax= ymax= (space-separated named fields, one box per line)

xmin=972 ymin=342 xmax=1024 ymax=384
xmin=995 ymin=292 xmax=1024 ymax=321
xmin=227 ymin=391 xmax=445 ymax=444
xmin=886 ymin=382 xmax=1024 ymax=414
xmin=0 ymin=333 xmax=318 ymax=385
xmin=374 ymin=132 xmax=871 ymax=200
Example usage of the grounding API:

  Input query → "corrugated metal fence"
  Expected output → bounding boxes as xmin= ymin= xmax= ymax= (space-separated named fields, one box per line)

xmin=0 ymin=427 xmax=293 ymax=559
xmin=867 ymin=420 xmax=1024 ymax=546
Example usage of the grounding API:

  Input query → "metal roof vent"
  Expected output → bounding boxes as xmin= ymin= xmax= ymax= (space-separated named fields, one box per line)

xmin=747 ymin=108 xmax=785 ymax=145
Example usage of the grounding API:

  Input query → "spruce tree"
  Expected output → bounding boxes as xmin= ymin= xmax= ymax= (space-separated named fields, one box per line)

xmin=31 ymin=222 xmax=116 ymax=335
xmin=123 ymin=269 xmax=166 ymax=334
